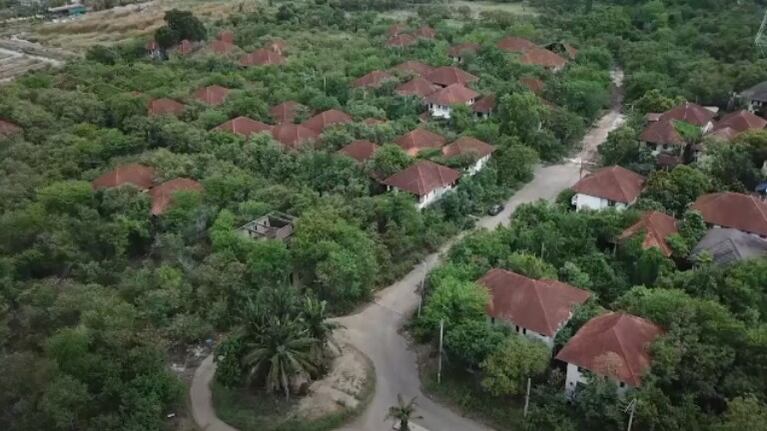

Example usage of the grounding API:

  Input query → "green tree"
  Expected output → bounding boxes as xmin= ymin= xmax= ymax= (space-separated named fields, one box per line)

xmin=714 ymin=395 xmax=767 ymax=431
xmin=420 ymin=277 xmax=489 ymax=335
xmin=641 ymin=165 xmax=710 ymax=216
xmin=480 ymin=335 xmax=549 ymax=396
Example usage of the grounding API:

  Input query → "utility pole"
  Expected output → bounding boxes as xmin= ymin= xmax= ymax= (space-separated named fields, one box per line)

xmin=625 ymin=398 xmax=637 ymax=431
xmin=437 ymin=319 xmax=444 ymax=384
xmin=523 ymin=377 xmax=531 ymax=417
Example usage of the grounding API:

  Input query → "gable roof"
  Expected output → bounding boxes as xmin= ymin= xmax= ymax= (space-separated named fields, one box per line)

xmin=391 ymin=60 xmax=433 ymax=76
xmin=149 ymin=178 xmax=203 ymax=215
xmin=352 ymin=70 xmax=395 ymax=89
xmin=442 ymin=136 xmax=495 ymax=159
xmin=692 ymin=192 xmax=767 ymax=237
xmin=639 ymin=120 xmax=686 ymax=146
xmin=520 ymin=76 xmax=544 ymax=94
xmin=618 ymin=211 xmax=678 ymax=257
xmin=478 ymin=268 xmax=591 ymax=337
xmin=209 ymin=39 xmax=237 ymax=55
xmin=217 ymin=30 xmax=234 ymax=44
xmin=448 ymin=42 xmax=481 ymax=57
xmin=555 ymin=312 xmax=664 ymax=387
xmin=270 ymin=101 xmax=306 ymax=124
xmin=659 ymin=102 xmax=715 ymax=127
xmin=92 ymin=163 xmax=156 ymax=191
xmin=691 ymin=228 xmax=767 ymax=265
xmin=395 ymin=77 xmax=440 ymax=98
xmin=386 ymin=33 xmax=417 ymax=48
xmin=414 ymin=25 xmax=436 ymax=39
xmin=213 ymin=116 xmax=272 ymax=138
xmin=497 ymin=36 xmax=536 ymax=53
xmin=714 ymin=110 xmax=767 ymax=133
xmin=572 ymin=166 xmax=645 ymax=204
xmin=301 ymin=109 xmax=352 ymax=132
xmin=240 ymin=49 xmax=284 ymax=66
xmin=395 ymin=128 xmax=447 ymax=156
xmin=148 ymin=98 xmax=186 ymax=117
xmin=472 ymin=94 xmax=497 ymax=114
xmin=519 ymin=47 xmax=568 ymax=69
xmin=383 ymin=160 xmax=461 ymax=197
xmin=194 ymin=85 xmax=230 ymax=106
xmin=271 ymin=123 xmax=320 ymax=150
xmin=424 ymin=66 xmax=479 ymax=87
xmin=424 ymin=83 xmax=479 ymax=106
xmin=0 ymin=119 xmax=22 ymax=138
xmin=338 ymin=140 xmax=380 ymax=164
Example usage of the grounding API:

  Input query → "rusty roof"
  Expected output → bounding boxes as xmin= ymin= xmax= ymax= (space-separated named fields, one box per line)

xmin=301 ymin=109 xmax=352 ymax=132
xmin=209 ymin=39 xmax=237 ymax=55
xmin=0 ymin=119 xmax=22 ymax=138
xmin=519 ymin=47 xmax=568 ymax=69
xmin=271 ymin=123 xmax=320 ymax=150
xmin=395 ymin=77 xmax=440 ymax=98
xmin=386 ymin=33 xmax=417 ymax=48
xmin=472 ymin=94 xmax=497 ymax=113
xmin=448 ymin=42 xmax=481 ymax=57
xmin=383 ymin=160 xmax=461 ymax=197
xmin=218 ymin=30 xmax=234 ymax=44
xmin=148 ymin=98 xmax=186 ymax=117
xmin=387 ymin=23 xmax=407 ymax=37
xmin=338 ymin=140 xmax=380 ymax=164
xmin=618 ymin=211 xmax=678 ymax=257
xmin=639 ymin=120 xmax=686 ymax=146
xmin=240 ymin=49 xmax=284 ymax=66
xmin=659 ymin=102 xmax=716 ymax=127
xmin=149 ymin=178 xmax=203 ymax=215
xmin=395 ymin=128 xmax=447 ymax=156
xmin=414 ymin=25 xmax=436 ymax=39
xmin=714 ymin=110 xmax=767 ymax=133
xmin=92 ymin=163 xmax=156 ymax=191
xmin=706 ymin=126 xmax=740 ymax=142
xmin=391 ymin=60 xmax=433 ymax=76
xmin=693 ymin=192 xmax=767 ymax=237
xmin=424 ymin=83 xmax=479 ymax=106
xmin=194 ymin=85 xmax=230 ymax=106
xmin=478 ymin=268 xmax=591 ymax=337
xmin=424 ymin=66 xmax=479 ymax=87
xmin=213 ymin=116 xmax=272 ymax=138
xmin=177 ymin=39 xmax=195 ymax=56
xmin=497 ymin=36 xmax=536 ymax=53
xmin=270 ymin=101 xmax=307 ymax=124
xmin=572 ymin=166 xmax=645 ymax=204
xmin=352 ymin=70 xmax=396 ymax=89
xmin=442 ymin=136 xmax=495 ymax=159
xmin=556 ymin=312 xmax=664 ymax=387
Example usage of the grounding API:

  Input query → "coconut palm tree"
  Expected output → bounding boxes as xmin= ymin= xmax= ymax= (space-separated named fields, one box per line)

xmin=386 ymin=394 xmax=423 ymax=431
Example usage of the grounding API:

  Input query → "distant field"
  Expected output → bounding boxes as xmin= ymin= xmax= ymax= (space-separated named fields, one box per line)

xmin=382 ymin=0 xmax=538 ymax=20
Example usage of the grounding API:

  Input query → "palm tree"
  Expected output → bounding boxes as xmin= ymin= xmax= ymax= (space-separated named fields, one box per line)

xmin=386 ymin=394 xmax=423 ymax=431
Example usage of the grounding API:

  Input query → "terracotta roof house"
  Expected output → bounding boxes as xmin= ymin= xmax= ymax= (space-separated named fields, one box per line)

xmin=571 ymin=166 xmax=645 ymax=211
xmin=478 ymin=268 xmax=591 ymax=348
xmin=218 ymin=30 xmax=235 ymax=44
xmin=148 ymin=98 xmax=186 ymax=117
xmin=270 ymin=101 xmax=307 ymax=124
xmin=352 ymin=70 xmax=396 ymax=89
xmin=497 ymin=36 xmax=536 ymax=53
xmin=271 ymin=123 xmax=320 ymax=150
xmin=448 ymin=42 xmax=481 ymax=62
xmin=443 ymin=136 xmax=495 ymax=176
xmin=472 ymin=94 xmax=497 ymax=118
xmin=691 ymin=228 xmax=767 ymax=265
xmin=213 ymin=117 xmax=272 ymax=139
xmin=692 ymin=192 xmax=767 ymax=237
xmin=706 ymin=126 xmax=740 ymax=142
xmin=146 ymin=39 xmax=161 ymax=58
xmin=176 ymin=39 xmax=195 ymax=56
xmin=194 ymin=85 xmax=230 ymax=106
xmin=395 ymin=77 xmax=440 ymax=98
xmin=640 ymin=120 xmax=685 ymax=154
xmin=424 ymin=83 xmax=479 ymax=119
xmin=659 ymin=102 xmax=716 ymax=130
xmin=520 ymin=76 xmax=545 ymax=94
xmin=714 ymin=110 xmax=767 ymax=133
xmin=92 ymin=163 xmax=156 ymax=191
xmin=338 ymin=140 xmax=379 ymax=164
xmin=545 ymin=41 xmax=579 ymax=59
xmin=383 ymin=160 xmax=461 ymax=209
xmin=618 ymin=211 xmax=678 ymax=257
xmin=424 ymin=66 xmax=479 ymax=87
xmin=240 ymin=49 xmax=284 ymax=66
xmin=149 ymin=178 xmax=203 ymax=215
xmin=209 ymin=39 xmax=237 ymax=55
xmin=0 ymin=119 xmax=22 ymax=138
xmin=386 ymin=33 xmax=417 ymax=48
xmin=519 ymin=47 xmax=568 ymax=71
xmin=302 ymin=109 xmax=353 ymax=133
xmin=391 ymin=60 xmax=433 ymax=77
xmin=414 ymin=25 xmax=436 ymax=39
xmin=395 ymin=128 xmax=447 ymax=156
xmin=556 ymin=312 xmax=664 ymax=393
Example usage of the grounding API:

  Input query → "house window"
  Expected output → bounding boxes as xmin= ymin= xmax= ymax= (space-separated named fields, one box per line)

xmin=619 ymin=382 xmax=626 ymax=388
xmin=490 ymin=317 xmax=496 ymax=325
xmin=515 ymin=325 xmax=520 ymax=333
xmin=522 ymin=328 xmax=527 ymax=335
xmin=607 ymin=200 xmax=616 ymax=207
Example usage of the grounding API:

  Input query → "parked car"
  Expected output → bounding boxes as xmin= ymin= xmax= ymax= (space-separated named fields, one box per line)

xmin=487 ymin=204 xmax=504 ymax=215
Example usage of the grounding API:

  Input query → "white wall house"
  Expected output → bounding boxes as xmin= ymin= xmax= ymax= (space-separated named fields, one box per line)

xmin=383 ymin=160 xmax=462 ymax=211
xmin=571 ymin=166 xmax=646 ymax=213
xmin=386 ymin=183 xmax=456 ymax=210
xmin=564 ymin=363 xmax=631 ymax=397
xmin=427 ymin=99 xmax=475 ymax=120
xmin=571 ymin=193 xmax=629 ymax=211
xmin=424 ymin=84 xmax=479 ymax=120
xmin=489 ymin=316 xmax=558 ymax=348
xmin=466 ymin=153 xmax=491 ymax=176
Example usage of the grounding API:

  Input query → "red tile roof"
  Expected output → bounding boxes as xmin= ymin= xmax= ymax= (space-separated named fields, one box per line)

xmin=301 ymin=109 xmax=352 ymax=132
xmin=572 ymin=166 xmax=645 ymax=204
xmin=693 ymin=192 xmax=767 ymax=237
xmin=497 ymin=36 xmax=536 ymax=53
xmin=271 ymin=124 xmax=320 ymax=150
xmin=270 ymin=101 xmax=306 ymax=124
xmin=177 ymin=39 xmax=195 ymax=56
xmin=209 ymin=39 xmax=237 ymax=55
xmin=639 ymin=120 xmax=685 ymax=146
xmin=424 ymin=66 xmax=479 ymax=87
xmin=395 ymin=128 xmax=447 ymax=156
xmin=618 ymin=211 xmax=678 ymax=257
xmin=338 ymin=140 xmax=380 ymax=164
xmin=218 ymin=30 xmax=235 ymax=44
xmin=424 ymin=83 xmax=479 ymax=106
xmin=448 ymin=42 xmax=481 ymax=58
xmin=519 ymin=47 xmax=568 ymax=69
xmin=556 ymin=312 xmax=664 ymax=387
xmin=478 ymin=268 xmax=591 ymax=337
xmin=442 ymin=136 xmax=495 ymax=159
xmin=194 ymin=85 xmax=230 ymax=106
xmin=352 ymin=70 xmax=395 ymax=89
xmin=213 ymin=116 xmax=272 ymax=138
xmin=714 ymin=110 xmax=767 ymax=133
xmin=383 ymin=160 xmax=461 ymax=197
xmin=414 ymin=25 xmax=436 ymax=39
xmin=395 ymin=77 xmax=440 ymax=98
xmin=0 ymin=119 xmax=22 ymax=138
xmin=92 ymin=163 xmax=156 ymax=191
xmin=707 ymin=126 xmax=740 ymax=142
xmin=520 ymin=76 xmax=544 ymax=94
xmin=149 ymin=178 xmax=202 ymax=215
xmin=240 ymin=49 xmax=284 ymax=66
xmin=391 ymin=60 xmax=433 ymax=76
xmin=148 ymin=98 xmax=186 ymax=117
xmin=659 ymin=102 xmax=715 ymax=127
xmin=472 ymin=94 xmax=497 ymax=114
xmin=386 ymin=33 xmax=417 ymax=48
